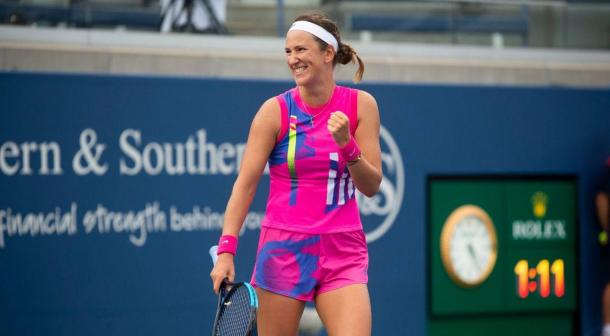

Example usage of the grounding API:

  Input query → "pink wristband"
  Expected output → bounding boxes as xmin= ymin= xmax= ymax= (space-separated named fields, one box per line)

xmin=217 ymin=235 xmax=238 ymax=255
xmin=339 ymin=137 xmax=361 ymax=162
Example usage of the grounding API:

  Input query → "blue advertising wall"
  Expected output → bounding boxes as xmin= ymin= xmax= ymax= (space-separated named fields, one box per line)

xmin=1 ymin=72 xmax=610 ymax=335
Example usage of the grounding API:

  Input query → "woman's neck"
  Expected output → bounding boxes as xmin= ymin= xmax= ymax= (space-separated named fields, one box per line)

xmin=298 ymin=80 xmax=336 ymax=108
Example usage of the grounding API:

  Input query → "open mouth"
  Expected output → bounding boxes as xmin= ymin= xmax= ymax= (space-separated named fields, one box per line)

xmin=293 ymin=65 xmax=307 ymax=75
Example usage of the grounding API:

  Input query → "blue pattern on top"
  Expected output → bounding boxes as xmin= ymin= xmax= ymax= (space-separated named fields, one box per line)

xmin=268 ymin=92 xmax=316 ymax=166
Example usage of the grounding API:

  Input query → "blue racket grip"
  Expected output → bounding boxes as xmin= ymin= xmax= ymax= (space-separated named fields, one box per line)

xmin=209 ymin=245 xmax=218 ymax=265
xmin=210 ymin=245 xmax=232 ymax=287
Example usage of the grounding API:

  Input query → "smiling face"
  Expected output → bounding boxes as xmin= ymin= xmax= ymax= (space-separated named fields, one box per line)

xmin=285 ymin=29 xmax=335 ymax=87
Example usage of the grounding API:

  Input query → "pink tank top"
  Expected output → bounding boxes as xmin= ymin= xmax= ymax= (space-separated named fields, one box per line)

xmin=262 ymin=85 xmax=362 ymax=234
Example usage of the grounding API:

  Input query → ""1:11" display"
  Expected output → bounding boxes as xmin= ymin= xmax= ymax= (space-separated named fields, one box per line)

xmin=514 ymin=259 xmax=565 ymax=299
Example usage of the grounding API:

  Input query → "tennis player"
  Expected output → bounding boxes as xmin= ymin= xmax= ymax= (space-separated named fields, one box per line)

xmin=210 ymin=12 xmax=382 ymax=336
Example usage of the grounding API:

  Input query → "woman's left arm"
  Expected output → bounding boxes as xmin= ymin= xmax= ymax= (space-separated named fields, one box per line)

xmin=328 ymin=90 xmax=382 ymax=197
xmin=328 ymin=90 xmax=383 ymax=197
xmin=349 ymin=90 xmax=383 ymax=197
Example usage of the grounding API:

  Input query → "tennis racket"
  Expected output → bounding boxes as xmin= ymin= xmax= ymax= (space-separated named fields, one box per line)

xmin=210 ymin=245 xmax=258 ymax=336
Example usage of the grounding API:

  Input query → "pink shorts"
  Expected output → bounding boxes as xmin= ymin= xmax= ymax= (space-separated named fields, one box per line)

xmin=250 ymin=226 xmax=369 ymax=302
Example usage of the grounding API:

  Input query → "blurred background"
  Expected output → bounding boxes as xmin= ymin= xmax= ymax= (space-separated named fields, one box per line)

xmin=0 ymin=0 xmax=609 ymax=335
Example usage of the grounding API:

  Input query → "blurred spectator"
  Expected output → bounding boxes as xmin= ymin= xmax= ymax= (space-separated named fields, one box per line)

xmin=160 ymin=0 xmax=226 ymax=33
xmin=597 ymin=157 xmax=610 ymax=336
xmin=7 ymin=12 xmax=27 ymax=25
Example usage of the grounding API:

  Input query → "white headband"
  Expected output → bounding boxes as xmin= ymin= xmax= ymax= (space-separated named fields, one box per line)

xmin=288 ymin=21 xmax=338 ymax=51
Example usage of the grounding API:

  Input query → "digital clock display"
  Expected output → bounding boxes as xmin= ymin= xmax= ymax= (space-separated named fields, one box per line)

xmin=430 ymin=178 xmax=576 ymax=316
xmin=429 ymin=179 xmax=577 ymax=336
xmin=514 ymin=259 xmax=565 ymax=299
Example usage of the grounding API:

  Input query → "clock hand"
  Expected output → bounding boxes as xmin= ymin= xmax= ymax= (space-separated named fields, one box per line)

xmin=467 ymin=243 xmax=482 ymax=272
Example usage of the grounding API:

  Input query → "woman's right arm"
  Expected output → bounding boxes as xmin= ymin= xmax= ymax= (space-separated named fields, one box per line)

xmin=210 ymin=97 xmax=280 ymax=293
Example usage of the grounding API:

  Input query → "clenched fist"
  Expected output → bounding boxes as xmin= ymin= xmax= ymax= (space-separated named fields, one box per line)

xmin=327 ymin=111 xmax=350 ymax=147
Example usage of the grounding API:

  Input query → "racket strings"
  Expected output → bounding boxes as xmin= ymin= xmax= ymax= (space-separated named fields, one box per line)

xmin=216 ymin=285 xmax=256 ymax=336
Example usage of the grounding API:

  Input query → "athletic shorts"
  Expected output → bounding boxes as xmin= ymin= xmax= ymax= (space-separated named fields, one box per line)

xmin=250 ymin=226 xmax=369 ymax=302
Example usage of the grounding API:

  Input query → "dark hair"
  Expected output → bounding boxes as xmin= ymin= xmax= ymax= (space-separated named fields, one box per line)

xmin=293 ymin=12 xmax=364 ymax=83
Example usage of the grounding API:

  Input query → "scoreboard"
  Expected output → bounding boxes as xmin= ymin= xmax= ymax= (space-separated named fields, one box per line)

xmin=428 ymin=177 xmax=577 ymax=335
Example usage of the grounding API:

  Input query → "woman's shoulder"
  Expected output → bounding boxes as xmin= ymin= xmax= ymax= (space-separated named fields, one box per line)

xmin=355 ymin=89 xmax=379 ymax=116
xmin=259 ymin=96 xmax=282 ymax=116
xmin=354 ymin=89 xmax=376 ymax=102
xmin=249 ymin=97 xmax=282 ymax=138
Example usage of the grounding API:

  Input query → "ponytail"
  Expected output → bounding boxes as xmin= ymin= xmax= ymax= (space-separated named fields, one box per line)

xmin=337 ymin=42 xmax=364 ymax=83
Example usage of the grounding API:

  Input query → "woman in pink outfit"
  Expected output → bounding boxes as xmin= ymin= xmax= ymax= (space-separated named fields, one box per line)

xmin=210 ymin=12 xmax=382 ymax=336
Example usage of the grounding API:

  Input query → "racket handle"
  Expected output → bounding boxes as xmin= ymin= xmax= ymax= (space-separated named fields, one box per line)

xmin=209 ymin=245 xmax=218 ymax=265
xmin=210 ymin=245 xmax=232 ymax=287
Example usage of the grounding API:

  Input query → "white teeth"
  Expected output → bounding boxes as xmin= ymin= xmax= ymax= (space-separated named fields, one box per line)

xmin=294 ymin=66 xmax=307 ymax=74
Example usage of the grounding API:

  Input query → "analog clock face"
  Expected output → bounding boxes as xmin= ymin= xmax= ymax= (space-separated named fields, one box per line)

xmin=441 ymin=205 xmax=498 ymax=287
